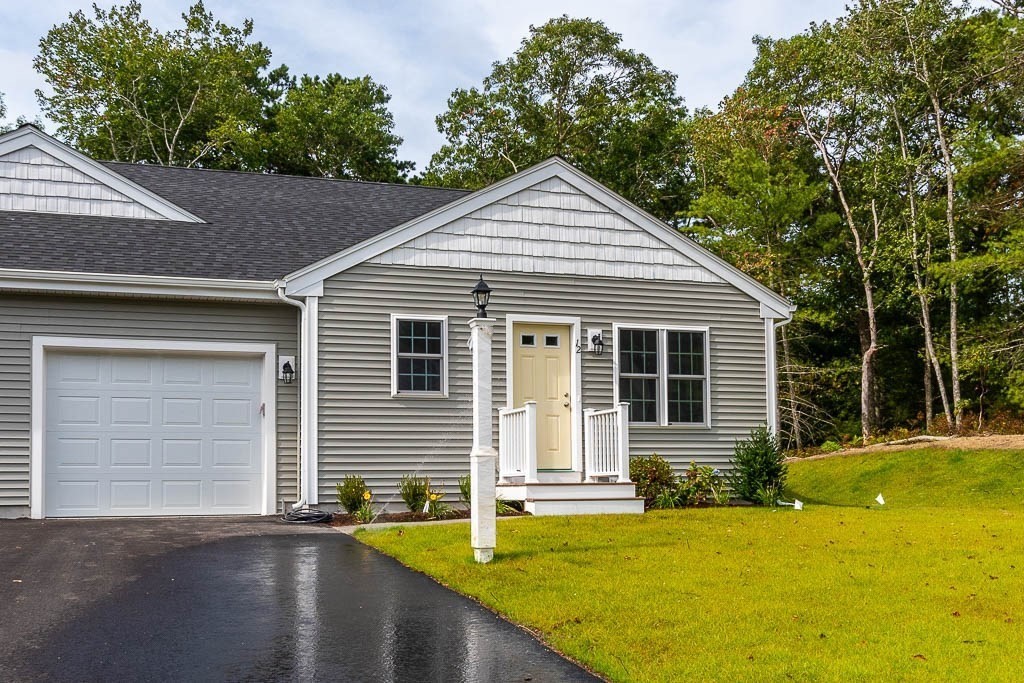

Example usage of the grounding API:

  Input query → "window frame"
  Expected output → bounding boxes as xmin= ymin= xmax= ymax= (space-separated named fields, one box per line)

xmin=390 ymin=314 xmax=449 ymax=398
xmin=612 ymin=323 xmax=711 ymax=428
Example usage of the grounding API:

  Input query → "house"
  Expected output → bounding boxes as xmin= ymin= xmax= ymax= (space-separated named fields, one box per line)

xmin=0 ymin=124 xmax=793 ymax=519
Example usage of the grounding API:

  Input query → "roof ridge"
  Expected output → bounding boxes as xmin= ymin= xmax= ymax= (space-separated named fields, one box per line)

xmin=101 ymin=161 xmax=472 ymax=193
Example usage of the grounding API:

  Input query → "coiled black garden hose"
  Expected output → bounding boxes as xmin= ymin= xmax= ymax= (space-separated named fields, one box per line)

xmin=281 ymin=507 xmax=333 ymax=523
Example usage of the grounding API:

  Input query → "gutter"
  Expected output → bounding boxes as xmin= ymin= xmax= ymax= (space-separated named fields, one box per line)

xmin=276 ymin=283 xmax=309 ymax=511
xmin=0 ymin=268 xmax=279 ymax=301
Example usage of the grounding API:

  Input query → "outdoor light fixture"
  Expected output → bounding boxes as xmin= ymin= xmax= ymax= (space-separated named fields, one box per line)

xmin=471 ymin=274 xmax=492 ymax=317
xmin=281 ymin=360 xmax=295 ymax=384
xmin=591 ymin=333 xmax=605 ymax=356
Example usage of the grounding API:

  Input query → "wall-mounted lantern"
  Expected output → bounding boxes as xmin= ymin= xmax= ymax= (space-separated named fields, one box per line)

xmin=578 ymin=329 xmax=605 ymax=355
xmin=471 ymin=274 xmax=493 ymax=317
xmin=279 ymin=357 xmax=296 ymax=384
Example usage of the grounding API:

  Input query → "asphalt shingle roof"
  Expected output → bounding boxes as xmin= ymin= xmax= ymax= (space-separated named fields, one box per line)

xmin=0 ymin=163 xmax=470 ymax=280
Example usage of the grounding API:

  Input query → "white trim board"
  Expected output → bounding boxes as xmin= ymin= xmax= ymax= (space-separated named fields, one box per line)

xmin=283 ymin=157 xmax=795 ymax=319
xmin=0 ymin=268 xmax=279 ymax=301
xmin=29 ymin=336 xmax=278 ymax=518
xmin=0 ymin=125 xmax=203 ymax=223
xmin=505 ymin=314 xmax=583 ymax=474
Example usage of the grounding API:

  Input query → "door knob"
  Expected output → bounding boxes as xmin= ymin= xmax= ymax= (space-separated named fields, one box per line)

xmin=563 ymin=401 xmax=571 ymax=408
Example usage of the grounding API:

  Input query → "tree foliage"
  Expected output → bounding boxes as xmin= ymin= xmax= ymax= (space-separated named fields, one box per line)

xmin=33 ymin=1 xmax=411 ymax=179
xmin=268 ymin=74 xmax=412 ymax=182
xmin=35 ymin=1 xmax=282 ymax=168
xmin=425 ymin=16 xmax=691 ymax=217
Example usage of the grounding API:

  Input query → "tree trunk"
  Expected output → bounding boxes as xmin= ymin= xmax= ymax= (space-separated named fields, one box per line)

xmin=857 ymin=306 xmax=879 ymax=440
xmin=929 ymin=93 xmax=962 ymax=432
xmin=924 ymin=351 xmax=933 ymax=431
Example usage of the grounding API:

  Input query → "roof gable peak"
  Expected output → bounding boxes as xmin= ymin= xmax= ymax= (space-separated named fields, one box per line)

xmin=0 ymin=126 xmax=202 ymax=223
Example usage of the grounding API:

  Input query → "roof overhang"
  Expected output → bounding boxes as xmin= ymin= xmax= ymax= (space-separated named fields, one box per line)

xmin=282 ymin=157 xmax=795 ymax=318
xmin=0 ymin=267 xmax=280 ymax=302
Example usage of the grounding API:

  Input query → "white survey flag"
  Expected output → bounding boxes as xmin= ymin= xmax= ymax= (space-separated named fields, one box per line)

xmin=875 ymin=493 xmax=885 ymax=506
xmin=794 ymin=499 xmax=804 ymax=511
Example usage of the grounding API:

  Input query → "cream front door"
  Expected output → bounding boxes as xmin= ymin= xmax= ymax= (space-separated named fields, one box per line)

xmin=512 ymin=323 xmax=572 ymax=470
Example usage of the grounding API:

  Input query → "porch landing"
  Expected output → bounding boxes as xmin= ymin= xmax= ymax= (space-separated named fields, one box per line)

xmin=497 ymin=482 xmax=644 ymax=516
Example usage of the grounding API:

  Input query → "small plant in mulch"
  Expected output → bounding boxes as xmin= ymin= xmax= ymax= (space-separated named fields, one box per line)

xmin=425 ymin=488 xmax=453 ymax=519
xmin=336 ymin=475 xmax=369 ymax=514
xmin=353 ymin=489 xmax=376 ymax=523
xmin=399 ymin=474 xmax=430 ymax=513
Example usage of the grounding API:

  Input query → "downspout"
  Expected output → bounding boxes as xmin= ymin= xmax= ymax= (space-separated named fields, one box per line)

xmin=276 ymin=282 xmax=307 ymax=511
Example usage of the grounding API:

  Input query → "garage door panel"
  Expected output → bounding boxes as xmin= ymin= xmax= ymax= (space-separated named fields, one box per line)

xmin=212 ymin=399 xmax=253 ymax=427
xmin=212 ymin=440 xmax=254 ymax=467
xmin=55 ymin=396 xmax=101 ymax=425
xmin=163 ymin=397 xmax=203 ymax=426
xmin=54 ymin=438 xmax=101 ymax=467
xmin=110 ymin=439 xmax=151 ymax=467
xmin=110 ymin=480 xmax=152 ymax=510
xmin=53 ymin=354 xmax=101 ymax=384
xmin=162 ymin=439 xmax=202 ymax=467
xmin=110 ymin=397 xmax=152 ymax=425
xmin=110 ymin=356 xmax=153 ymax=384
xmin=45 ymin=351 xmax=263 ymax=517
xmin=163 ymin=357 xmax=203 ymax=385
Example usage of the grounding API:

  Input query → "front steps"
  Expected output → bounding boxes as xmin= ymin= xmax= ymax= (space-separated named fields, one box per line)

xmin=497 ymin=481 xmax=645 ymax=516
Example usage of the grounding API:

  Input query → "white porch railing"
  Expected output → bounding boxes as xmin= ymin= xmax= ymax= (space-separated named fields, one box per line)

xmin=498 ymin=401 xmax=537 ymax=483
xmin=583 ymin=402 xmax=631 ymax=482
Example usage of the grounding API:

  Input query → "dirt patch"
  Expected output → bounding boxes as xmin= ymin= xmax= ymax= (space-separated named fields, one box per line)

xmin=791 ymin=434 xmax=1024 ymax=462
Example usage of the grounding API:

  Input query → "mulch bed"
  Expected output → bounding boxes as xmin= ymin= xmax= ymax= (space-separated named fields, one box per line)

xmin=329 ymin=508 xmax=526 ymax=527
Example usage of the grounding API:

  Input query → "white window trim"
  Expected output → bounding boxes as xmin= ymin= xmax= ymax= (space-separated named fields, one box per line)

xmin=390 ymin=314 xmax=449 ymax=398
xmin=612 ymin=323 xmax=712 ymax=428
xmin=29 ymin=336 xmax=278 ymax=519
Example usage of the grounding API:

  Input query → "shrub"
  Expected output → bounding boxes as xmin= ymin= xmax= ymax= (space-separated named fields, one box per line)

xmin=730 ymin=426 xmax=787 ymax=505
xmin=399 ymin=474 xmax=430 ymax=513
xmin=457 ymin=474 xmax=471 ymax=507
xmin=336 ymin=475 xmax=368 ymax=513
xmin=678 ymin=462 xmax=723 ymax=506
xmin=630 ymin=453 xmax=676 ymax=504
xmin=820 ymin=440 xmax=842 ymax=453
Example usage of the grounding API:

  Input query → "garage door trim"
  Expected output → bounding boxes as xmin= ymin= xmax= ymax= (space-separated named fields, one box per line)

xmin=30 ymin=336 xmax=278 ymax=519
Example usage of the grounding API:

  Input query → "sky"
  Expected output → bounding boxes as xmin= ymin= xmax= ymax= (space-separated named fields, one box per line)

xmin=0 ymin=0 xmax=850 ymax=171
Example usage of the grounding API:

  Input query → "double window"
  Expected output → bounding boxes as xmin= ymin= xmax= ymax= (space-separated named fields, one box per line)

xmin=616 ymin=326 xmax=709 ymax=426
xmin=391 ymin=315 xmax=447 ymax=396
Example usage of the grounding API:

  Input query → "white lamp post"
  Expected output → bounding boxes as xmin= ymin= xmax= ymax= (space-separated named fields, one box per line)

xmin=469 ymin=275 xmax=496 ymax=563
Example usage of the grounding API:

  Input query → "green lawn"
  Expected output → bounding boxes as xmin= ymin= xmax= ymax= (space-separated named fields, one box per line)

xmin=357 ymin=448 xmax=1024 ymax=682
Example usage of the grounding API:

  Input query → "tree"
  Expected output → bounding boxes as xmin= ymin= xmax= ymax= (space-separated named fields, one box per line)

xmin=688 ymin=91 xmax=831 ymax=448
xmin=748 ymin=23 xmax=897 ymax=439
xmin=34 ymin=1 xmax=286 ymax=169
xmin=267 ymin=74 xmax=413 ymax=182
xmin=424 ymin=16 xmax=690 ymax=218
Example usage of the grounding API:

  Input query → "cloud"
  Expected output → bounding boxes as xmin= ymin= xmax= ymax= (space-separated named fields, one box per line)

xmin=0 ymin=0 xmax=849 ymax=170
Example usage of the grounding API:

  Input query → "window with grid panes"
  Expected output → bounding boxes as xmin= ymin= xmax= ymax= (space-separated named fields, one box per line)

xmin=394 ymin=318 xmax=445 ymax=393
xmin=617 ymin=327 xmax=707 ymax=425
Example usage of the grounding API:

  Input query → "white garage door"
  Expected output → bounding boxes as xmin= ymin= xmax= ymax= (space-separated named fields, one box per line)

xmin=45 ymin=351 xmax=264 ymax=517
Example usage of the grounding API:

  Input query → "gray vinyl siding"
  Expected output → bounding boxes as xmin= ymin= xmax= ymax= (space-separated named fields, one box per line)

xmin=318 ymin=263 xmax=767 ymax=500
xmin=0 ymin=293 xmax=299 ymax=515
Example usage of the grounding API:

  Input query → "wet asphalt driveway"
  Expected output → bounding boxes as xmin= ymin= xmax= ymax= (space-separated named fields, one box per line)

xmin=0 ymin=517 xmax=597 ymax=682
